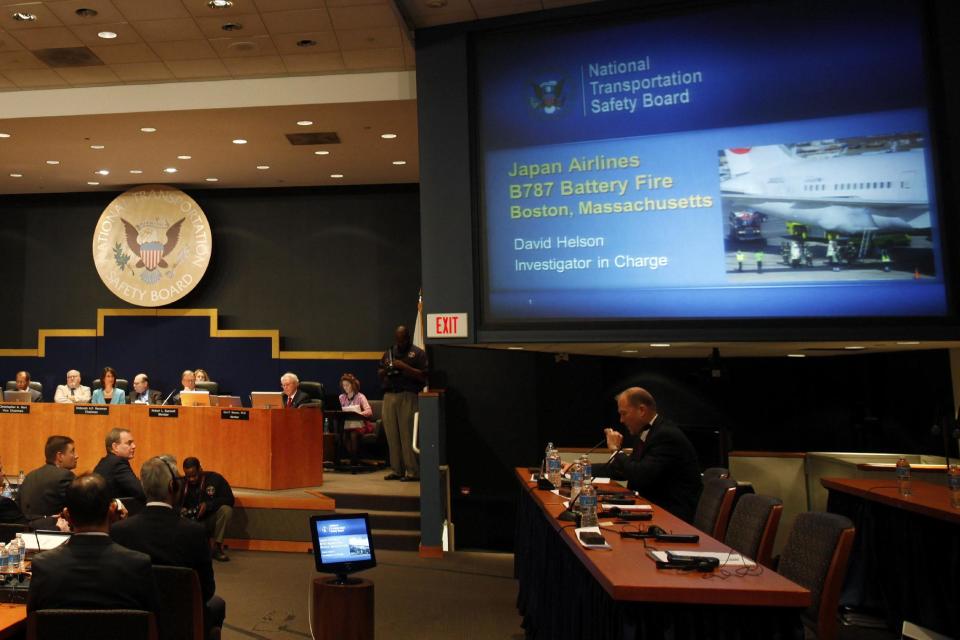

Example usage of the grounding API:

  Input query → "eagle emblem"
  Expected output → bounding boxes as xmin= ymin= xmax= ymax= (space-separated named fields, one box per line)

xmin=530 ymin=79 xmax=566 ymax=115
xmin=122 ymin=217 xmax=185 ymax=284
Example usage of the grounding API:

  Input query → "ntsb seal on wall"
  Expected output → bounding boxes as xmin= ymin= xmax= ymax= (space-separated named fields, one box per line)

xmin=92 ymin=185 xmax=212 ymax=307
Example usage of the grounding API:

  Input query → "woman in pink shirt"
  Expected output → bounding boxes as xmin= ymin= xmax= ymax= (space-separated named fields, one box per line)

xmin=338 ymin=373 xmax=374 ymax=466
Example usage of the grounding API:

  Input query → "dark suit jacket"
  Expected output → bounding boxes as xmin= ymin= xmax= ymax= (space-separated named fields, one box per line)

xmin=0 ymin=496 xmax=28 ymax=525
xmin=27 ymin=534 xmax=159 ymax=612
xmin=29 ymin=388 xmax=43 ymax=402
xmin=93 ymin=453 xmax=146 ymax=504
xmin=282 ymin=390 xmax=311 ymax=408
xmin=111 ymin=505 xmax=216 ymax=603
xmin=593 ymin=417 xmax=703 ymax=523
xmin=128 ymin=389 xmax=163 ymax=405
xmin=18 ymin=464 xmax=75 ymax=519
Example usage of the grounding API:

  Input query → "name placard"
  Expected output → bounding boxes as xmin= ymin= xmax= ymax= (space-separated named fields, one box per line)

xmin=0 ymin=404 xmax=29 ymax=414
xmin=75 ymin=405 xmax=109 ymax=415
xmin=149 ymin=407 xmax=179 ymax=418
xmin=221 ymin=409 xmax=249 ymax=421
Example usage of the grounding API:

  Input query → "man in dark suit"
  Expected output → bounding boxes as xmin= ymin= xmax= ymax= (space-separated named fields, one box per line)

xmin=112 ymin=455 xmax=226 ymax=638
xmin=129 ymin=372 xmax=163 ymax=405
xmin=27 ymin=473 xmax=159 ymax=612
xmin=93 ymin=428 xmax=146 ymax=506
xmin=13 ymin=370 xmax=42 ymax=402
xmin=280 ymin=372 xmax=310 ymax=408
xmin=591 ymin=387 xmax=703 ymax=523
xmin=18 ymin=435 xmax=78 ymax=522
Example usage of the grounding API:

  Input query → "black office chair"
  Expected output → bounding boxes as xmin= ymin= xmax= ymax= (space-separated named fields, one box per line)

xmin=693 ymin=477 xmax=738 ymax=540
xmin=0 ymin=521 xmax=29 ymax=543
xmin=359 ymin=399 xmax=387 ymax=465
xmin=153 ymin=565 xmax=204 ymax=640
xmin=28 ymin=610 xmax=158 ymax=640
xmin=4 ymin=380 xmax=43 ymax=394
xmin=299 ymin=381 xmax=324 ymax=409
xmin=702 ymin=467 xmax=731 ymax=482
xmin=91 ymin=378 xmax=129 ymax=392
xmin=723 ymin=494 xmax=783 ymax=568
xmin=777 ymin=512 xmax=855 ymax=640
xmin=195 ymin=381 xmax=219 ymax=396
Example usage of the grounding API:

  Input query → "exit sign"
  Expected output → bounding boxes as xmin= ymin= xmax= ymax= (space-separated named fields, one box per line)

xmin=427 ymin=313 xmax=469 ymax=338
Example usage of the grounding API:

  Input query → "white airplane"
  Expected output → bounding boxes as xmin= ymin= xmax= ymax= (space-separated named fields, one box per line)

xmin=720 ymin=144 xmax=930 ymax=234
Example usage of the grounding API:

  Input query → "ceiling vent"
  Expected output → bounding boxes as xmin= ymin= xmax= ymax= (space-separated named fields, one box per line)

xmin=33 ymin=47 xmax=104 ymax=68
xmin=285 ymin=132 xmax=341 ymax=145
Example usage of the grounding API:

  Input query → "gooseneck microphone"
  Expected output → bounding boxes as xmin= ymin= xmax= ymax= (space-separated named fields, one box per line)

xmin=160 ymin=389 xmax=177 ymax=406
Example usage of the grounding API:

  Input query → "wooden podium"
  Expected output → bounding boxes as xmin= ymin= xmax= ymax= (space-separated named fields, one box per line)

xmin=311 ymin=577 xmax=374 ymax=640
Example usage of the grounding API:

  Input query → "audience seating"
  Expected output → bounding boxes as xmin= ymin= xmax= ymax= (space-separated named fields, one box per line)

xmin=299 ymin=381 xmax=324 ymax=409
xmin=153 ymin=565 xmax=204 ymax=640
xmin=702 ymin=467 xmax=731 ymax=482
xmin=4 ymin=380 xmax=42 ymax=394
xmin=777 ymin=512 xmax=855 ymax=640
xmin=196 ymin=381 xmax=220 ymax=396
xmin=693 ymin=477 xmax=738 ymax=540
xmin=91 ymin=378 xmax=130 ymax=392
xmin=723 ymin=494 xmax=783 ymax=567
xmin=28 ymin=610 xmax=158 ymax=640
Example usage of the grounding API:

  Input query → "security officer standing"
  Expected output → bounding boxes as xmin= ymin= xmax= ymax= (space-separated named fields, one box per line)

xmin=379 ymin=325 xmax=428 ymax=482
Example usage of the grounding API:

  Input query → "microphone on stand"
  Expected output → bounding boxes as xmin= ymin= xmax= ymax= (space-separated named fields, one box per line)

xmin=160 ymin=389 xmax=177 ymax=406
xmin=557 ymin=436 xmax=608 ymax=523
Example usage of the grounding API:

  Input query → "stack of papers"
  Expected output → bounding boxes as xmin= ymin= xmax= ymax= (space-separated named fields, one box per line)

xmin=648 ymin=550 xmax=756 ymax=567
xmin=575 ymin=526 xmax=612 ymax=550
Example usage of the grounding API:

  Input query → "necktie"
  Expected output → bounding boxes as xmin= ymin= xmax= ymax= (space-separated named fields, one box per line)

xmin=287 ymin=396 xmax=293 ymax=408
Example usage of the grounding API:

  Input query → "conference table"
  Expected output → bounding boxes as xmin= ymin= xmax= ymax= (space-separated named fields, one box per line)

xmin=0 ymin=604 xmax=25 ymax=639
xmin=823 ymin=477 xmax=959 ymax=638
xmin=515 ymin=468 xmax=809 ymax=640
xmin=0 ymin=402 xmax=323 ymax=490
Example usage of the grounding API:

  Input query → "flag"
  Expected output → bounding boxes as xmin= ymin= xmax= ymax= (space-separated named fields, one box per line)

xmin=413 ymin=288 xmax=425 ymax=350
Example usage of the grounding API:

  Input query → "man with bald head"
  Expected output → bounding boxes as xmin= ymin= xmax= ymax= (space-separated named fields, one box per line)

xmin=591 ymin=387 xmax=702 ymax=523
xmin=54 ymin=370 xmax=92 ymax=404
xmin=13 ymin=371 xmax=42 ymax=402
xmin=378 ymin=325 xmax=428 ymax=482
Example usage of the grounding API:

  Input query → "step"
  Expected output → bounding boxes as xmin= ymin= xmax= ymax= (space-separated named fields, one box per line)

xmin=338 ymin=508 xmax=421 ymax=532
xmin=370 ymin=529 xmax=420 ymax=552
xmin=323 ymin=492 xmax=420 ymax=512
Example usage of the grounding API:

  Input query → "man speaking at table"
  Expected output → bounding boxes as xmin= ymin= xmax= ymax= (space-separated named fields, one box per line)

xmin=591 ymin=387 xmax=702 ymax=523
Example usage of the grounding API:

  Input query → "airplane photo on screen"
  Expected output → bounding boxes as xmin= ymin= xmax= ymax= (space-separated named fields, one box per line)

xmin=718 ymin=133 xmax=935 ymax=284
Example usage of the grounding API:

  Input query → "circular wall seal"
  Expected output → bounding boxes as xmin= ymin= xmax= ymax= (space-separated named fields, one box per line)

xmin=92 ymin=185 xmax=213 ymax=307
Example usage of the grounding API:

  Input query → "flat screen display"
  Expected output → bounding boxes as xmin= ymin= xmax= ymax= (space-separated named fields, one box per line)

xmin=309 ymin=514 xmax=376 ymax=575
xmin=476 ymin=0 xmax=948 ymax=323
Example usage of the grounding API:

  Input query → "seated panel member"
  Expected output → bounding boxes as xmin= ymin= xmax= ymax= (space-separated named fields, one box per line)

xmin=182 ymin=457 xmax=235 ymax=562
xmin=27 ymin=473 xmax=159 ymax=613
xmin=13 ymin=370 xmax=42 ymax=402
xmin=93 ymin=428 xmax=146 ymax=505
xmin=169 ymin=369 xmax=197 ymax=406
xmin=194 ymin=368 xmax=210 ymax=383
xmin=91 ymin=366 xmax=126 ymax=405
xmin=280 ymin=372 xmax=310 ymax=408
xmin=112 ymin=456 xmax=227 ymax=638
xmin=54 ymin=369 xmax=92 ymax=404
xmin=18 ymin=435 xmax=78 ymax=522
xmin=129 ymin=373 xmax=163 ymax=405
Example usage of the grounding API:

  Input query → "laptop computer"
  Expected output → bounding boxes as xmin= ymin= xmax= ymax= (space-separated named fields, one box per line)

xmin=215 ymin=395 xmax=242 ymax=407
xmin=179 ymin=390 xmax=211 ymax=407
xmin=250 ymin=391 xmax=284 ymax=409
xmin=2 ymin=390 xmax=31 ymax=402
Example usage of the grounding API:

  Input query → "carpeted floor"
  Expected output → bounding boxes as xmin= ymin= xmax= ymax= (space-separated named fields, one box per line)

xmin=216 ymin=549 xmax=524 ymax=640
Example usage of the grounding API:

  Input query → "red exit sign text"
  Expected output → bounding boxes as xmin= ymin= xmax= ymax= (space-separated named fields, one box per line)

xmin=426 ymin=313 xmax=469 ymax=338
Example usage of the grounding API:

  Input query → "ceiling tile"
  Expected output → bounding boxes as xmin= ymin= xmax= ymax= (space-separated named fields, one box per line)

xmin=69 ymin=21 xmax=143 ymax=46
xmin=253 ymin=0 xmax=328 ymax=11
xmin=132 ymin=18 xmax=204 ymax=42
xmin=3 ymin=67 xmax=68 ymax=87
xmin=342 ymin=46 xmax=401 ymax=70
xmin=56 ymin=64 xmax=121 ymax=84
xmin=110 ymin=61 xmax=174 ymax=81
xmin=281 ymin=51 xmax=343 ymax=73
xmin=261 ymin=9 xmax=332 ymax=34
xmin=46 ymin=0 xmax=128 ymax=25
xmin=335 ymin=26 xmax=400 ymax=51
xmin=181 ymin=0 xmax=248 ymax=18
xmin=412 ymin=9 xmax=476 ymax=26
xmin=221 ymin=54 xmax=286 ymax=76
xmin=195 ymin=13 xmax=266 ymax=38
xmin=0 ymin=28 xmax=26 ymax=50
xmin=112 ymin=0 xmax=190 ymax=21
xmin=329 ymin=4 xmax=398 ymax=29
xmin=0 ymin=71 xmax=15 ymax=87
xmin=209 ymin=34 xmax=277 ymax=57
xmin=164 ymin=57 xmax=230 ymax=78
xmin=8 ymin=26 xmax=83 ymax=50
xmin=0 ymin=48 xmax=44 ymax=69
xmin=148 ymin=39 xmax=217 ymax=60
xmin=90 ymin=42 xmax=159 ymax=63
xmin=0 ymin=3 xmax=66 ymax=30
xmin=273 ymin=31 xmax=338 ymax=54
xmin=402 ymin=39 xmax=413 ymax=66
xmin=327 ymin=0 xmax=390 ymax=6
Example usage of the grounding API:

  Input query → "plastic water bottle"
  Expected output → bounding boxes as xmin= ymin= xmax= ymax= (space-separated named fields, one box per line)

xmin=948 ymin=464 xmax=960 ymax=509
xmin=579 ymin=479 xmax=598 ymax=528
xmin=580 ymin=454 xmax=592 ymax=481
xmin=896 ymin=457 xmax=912 ymax=496
xmin=568 ymin=459 xmax=583 ymax=513
xmin=0 ymin=544 xmax=8 ymax=575
xmin=16 ymin=470 xmax=24 ymax=495
xmin=14 ymin=533 xmax=25 ymax=571
xmin=0 ymin=482 xmax=10 ymax=500
xmin=546 ymin=445 xmax=562 ymax=488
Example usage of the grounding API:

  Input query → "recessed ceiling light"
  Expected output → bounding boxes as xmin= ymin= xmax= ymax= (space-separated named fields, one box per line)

xmin=140 ymin=127 xmax=157 ymax=133
xmin=425 ymin=0 xmax=448 ymax=7
xmin=256 ymin=165 xmax=270 ymax=170
xmin=163 ymin=167 xmax=178 ymax=174
xmin=314 ymin=150 xmax=330 ymax=155
xmin=90 ymin=144 xmax=105 ymax=149
xmin=0 ymin=133 xmax=10 ymax=138
xmin=649 ymin=343 xmax=671 ymax=348
xmin=787 ymin=353 xmax=806 ymax=358
xmin=896 ymin=341 xmax=920 ymax=345
xmin=221 ymin=22 xmax=242 ymax=31
xmin=380 ymin=133 xmax=397 ymax=139
xmin=97 ymin=31 xmax=118 ymax=39
xmin=297 ymin=120 xmax=314 ymax=126
xmin=75 ymin=8 xmax=99 ymax=17
xmin=95 ymin=169 xmax=110 ymax=176
xmin=177 ymin=155 xmax=192 ymax=160
xmin=208 ymin=0 xmax=233 ymax=7
xmin=9 ymin=173 xmax=23 ymax=178
xmin=46 ymin=160 xmax=60 ymax=165
xmin=232 ymin=138 xmax=247 ymax=144
xmin=12 ymin=11 xmax=37 ymax=22
xmin=621 ymin=349 xmax=638 ymax=353
xmin=392 ymin=160 xmax=407 ymax=165
xmin=129 ymin=169 xmax=143 ymax=174
xmin=844 ymin=346 xmax=866 ymax=350
xmin=296 ymin=39 xmax=317 ymax=48
xmin=330 ymin=173 xmax=343 ymax=178
xmin=507 ymin=346 xmax=524 ymax=350
xmin=87 ymin=181 xmax=100 ymax=186
xmin=205 ymin=177 xmax=219 ymax=182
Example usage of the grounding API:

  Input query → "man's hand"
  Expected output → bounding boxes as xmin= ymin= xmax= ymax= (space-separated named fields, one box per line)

xmin=604 ymin=427 xmax=623 ymax=451
xmin=56 ymin=516 xmax=70 ymax=532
